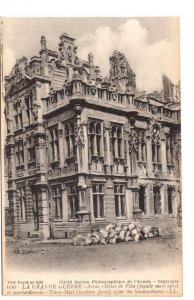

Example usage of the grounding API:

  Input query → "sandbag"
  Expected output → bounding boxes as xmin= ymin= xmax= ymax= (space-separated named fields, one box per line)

xmin=73 ymin=234 xmax=85 ymax=246
xmin=84 ymin=238 xmax=93 ymax=246
xmin=99 ymin=229 xmax=108 ymax=238
xmin=106 ymin=223 xmax=115 ymax=231
xmin=128 ymin=223 xmax=135 ymax=230
xmin=119 ymin=230 xmax=125 ymax=241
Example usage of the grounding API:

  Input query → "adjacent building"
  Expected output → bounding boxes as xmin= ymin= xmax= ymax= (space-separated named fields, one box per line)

xmin=4 ymin=33 xmax=181 ymax=239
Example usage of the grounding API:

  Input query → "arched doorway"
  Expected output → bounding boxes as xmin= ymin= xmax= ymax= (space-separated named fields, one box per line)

xmin=153 ymin=186 xmax=161 ymax=215
xmin=167 ymin=186 xmax=173 ymax=214
xmin=139 ymin=186 xmax=145 ymax=213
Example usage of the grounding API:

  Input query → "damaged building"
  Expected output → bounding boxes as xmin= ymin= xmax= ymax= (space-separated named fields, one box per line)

xmin=4 ymin=33 xmax=181 ymax=239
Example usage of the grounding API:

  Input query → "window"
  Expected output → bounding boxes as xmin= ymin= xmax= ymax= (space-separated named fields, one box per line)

xmin=92 ymin=184 xmax=104 ymax=218
xmin=68 ymin=185 xmax=79 ymax=219
xmin=52 ymin=186 xmax=62 ymax=220
xmin=49 ymin=127 xmax=59 ymax=162
xmin=111 ymin=125 xmax=123 ymax=158
xmin=114 ymin=184 xmax=125 ymax=217
xmin=89 ymin=121 xmax=102 ymax=156
xmin=25 ymin=93 xmax=33 ymax=125
xmin=18 ymin=187 xmax=26 ymax=221
xmin=64 ymin=122 xmax=76 ymax=157
xmin=151 ymin=127 xmax=161 ymax=163
xmin=15 ymin=139 xmax=24 ymax=166
xmin=13 ymin=100 xmax=23 ymax=129
xmin=166 ymin=135 xmax=174 ymax=164
xmin=27 ymin=136 xmax=36 ymax=161
xmin=137 ymin=131 xmax=147 ymax=161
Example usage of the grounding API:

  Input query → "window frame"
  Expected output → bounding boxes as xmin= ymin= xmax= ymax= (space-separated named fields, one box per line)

xmin=15 ymin=139 xmax=24 ymax=166
xmin=51 ymin=186 xmax=63 ymax=220
xmin=27 ymin=136 xmax=36 ymax=162
xmin=18 ymin=186 xmax=27 ymax=221
xmin=88 ymin=120 xmax=103 ymax=157
xmin=92 ymin=183 xmax=105 ymax=219
xmin=111 ymin=124 xmax=124 ymax=159
xmin=64 ymin=121 xmax=76 ymax=158
xmin=49 ymin=126 xmax=60 ymax=162
xmin=67 ymin=184 xmax=79 ymax=220
xmin=114 ymin=184 xmax=126 ymax=218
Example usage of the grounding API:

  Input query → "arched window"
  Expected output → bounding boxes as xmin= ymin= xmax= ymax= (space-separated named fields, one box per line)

xmin=49 ymin=126 xmax=59 ymax=162
xmin=166 ymin=134 xmax=174 ymax=164
xmin=52 ymin=186 xmax=62 ymax=220
xmin=114 ymin=184 xmax=125 ymax=217
xmin=151 ymin=126 xmax=161 ymax=163
xmin=111 ymin=124 xmax=123 ymax=159
xmin=25 ymin=93 xmax=33 ymax=125
xmin=64 ymin=121 xmax=76 ymax=157
xmin=68 ymin=184 xmax=79 ymax=219
xmin=88 ymin=120 xmax=102 ymax=157
xmin=137 ymin=131 xmax=147 ymax=162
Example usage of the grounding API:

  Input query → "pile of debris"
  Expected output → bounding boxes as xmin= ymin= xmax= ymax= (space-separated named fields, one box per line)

xmin=73 ymin=222 xmax=161 ymax=246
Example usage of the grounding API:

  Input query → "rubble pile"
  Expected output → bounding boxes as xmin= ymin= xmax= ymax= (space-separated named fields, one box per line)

xmin=73 ymin=222 xmax=161 ymax=246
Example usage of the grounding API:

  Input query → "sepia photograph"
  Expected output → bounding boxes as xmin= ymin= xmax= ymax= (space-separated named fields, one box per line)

xmin=1 ymin=16 xmax=182 ymax=296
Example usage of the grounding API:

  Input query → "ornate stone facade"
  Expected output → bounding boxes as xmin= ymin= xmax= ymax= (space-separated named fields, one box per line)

xmin=4 ymin=33 xmax=181 ymax=239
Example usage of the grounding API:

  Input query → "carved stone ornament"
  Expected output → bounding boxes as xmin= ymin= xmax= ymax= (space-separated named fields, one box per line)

xmin=75 ymin=124 xmax=85 ymax=148
xmin=32 ymin=103 xmax=41 ymax=120
xmin=128 ymin=129 xmax=139 ymax=153
xmin=90 ymin=86 xmax=97 ymax=96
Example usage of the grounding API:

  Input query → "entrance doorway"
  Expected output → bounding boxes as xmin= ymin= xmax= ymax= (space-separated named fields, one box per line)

xmin=31 ymin=186 xmax=39 ymax=231
xmin=139 ymin=186 xmax=145 ymax=213
xmin=153 ymin=186 xmax=161 ymax=214
xmin=167 ymin=186 xmax=173 ymax=214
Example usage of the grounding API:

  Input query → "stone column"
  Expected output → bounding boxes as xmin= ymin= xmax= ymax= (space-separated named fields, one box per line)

xmin=124 ymin=126 xmax=130 ymax=176
xmin=144 ymin=185 xmax=150 ymax=217
xmin=36 ymin=184 xmax=50 ymax=240
xmin=25 ymin=183 xmax=34 ymax=224
xmin=172 ymin=187 xmax=178 ymax=217
xmin=160 ymin=184 xmax=165 ymax=215
xmin=8 ymin=189 xmax=18 ymax=235
xmin=89 ymin=186 xmax=95 ymax=224
xmin=149 ymin=184 xmax=154 ymax=216
xmin=59 ymin=126 xmax=64 ymax=167
xmin=125 ymin=186 xmax=133 ymax=219
xmin=161 ymin=137 xmax=167 ymax=177
xmin=162 ymin=185 xmax=168 ymax=215
xmin=104 ymin=121 xmax=111 ymax=173
xmin=82 ymin=121 xmax=89 ymax=173
xmin=104 ymin=179 xmax=115 ymax=223
xmin=146 ymin=134 xmax=153 ymax=176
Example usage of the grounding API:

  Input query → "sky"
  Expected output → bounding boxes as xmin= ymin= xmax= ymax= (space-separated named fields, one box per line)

xmin=3 ymin=17 xmax=180 ymax=92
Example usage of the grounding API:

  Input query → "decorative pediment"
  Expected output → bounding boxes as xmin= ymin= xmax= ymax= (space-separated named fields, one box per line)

xmin=109 ymin=50 xmax=136 ymax=90
xmin=5 ymin=57 xmax=32 ymax=97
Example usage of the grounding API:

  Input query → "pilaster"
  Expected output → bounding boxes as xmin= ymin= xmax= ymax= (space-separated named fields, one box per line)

xmin=161 ymin=137 xmax=167 ymax=177
xmin=146 ymin=135 xmax=153 ymax=176
xmin=104 ymin=179 xmax=115 ymax=222
xmin=62 ymin=184 xmax=68 ymax=222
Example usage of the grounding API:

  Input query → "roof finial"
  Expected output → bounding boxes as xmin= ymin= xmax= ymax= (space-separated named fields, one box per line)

xmin=40 ymin=36 xmax=47 ymax=50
